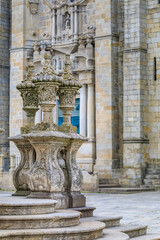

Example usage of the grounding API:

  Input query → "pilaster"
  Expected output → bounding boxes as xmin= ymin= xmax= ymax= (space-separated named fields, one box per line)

xmin=122 ymin=0 xmax=149 ymax=186
xmin=94 ymin=0 xmax=119 ymax=179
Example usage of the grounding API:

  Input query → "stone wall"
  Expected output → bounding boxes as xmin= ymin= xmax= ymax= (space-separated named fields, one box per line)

xmin=0 ymin=0 xmax=10 ymax=167
xmin=3 ymin=0 xmax=160 ymax=191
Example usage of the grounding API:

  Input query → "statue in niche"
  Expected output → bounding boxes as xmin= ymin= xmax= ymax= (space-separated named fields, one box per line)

xmin=64 ymin=12 xmax=71 ymax=30
xmin=57 ymin=149 xmax=69 ymax=191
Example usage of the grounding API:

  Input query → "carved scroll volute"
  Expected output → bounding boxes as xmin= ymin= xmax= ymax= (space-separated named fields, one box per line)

xmin=66 ymin=141 xmax=84 ymax=192
xmin=50 ymin=145 xmax=65 ymax=192
xmin=13 ymin=140 xmax=35 ymax=192
xmin=28 ymin=143 xmax=65 ymax=192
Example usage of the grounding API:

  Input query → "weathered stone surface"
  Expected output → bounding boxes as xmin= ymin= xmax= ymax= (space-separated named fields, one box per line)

xmin=0 ymin=210 xmax=81 ymax=230
xmin=0 ymin=221 xmax=105 ymax=240
xmin=0 ymin=195 xmax=57 ymax=215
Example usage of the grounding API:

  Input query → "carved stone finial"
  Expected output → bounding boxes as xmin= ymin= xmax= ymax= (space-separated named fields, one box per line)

xmin=17 ymin=60 xmax=39 ymax=126
xmin=29 ymin=0 xmax=39 ymax=15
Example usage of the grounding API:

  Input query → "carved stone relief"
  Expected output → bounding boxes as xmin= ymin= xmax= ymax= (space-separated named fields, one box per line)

xmin=29 ymin=0 xmax=39 ymax=15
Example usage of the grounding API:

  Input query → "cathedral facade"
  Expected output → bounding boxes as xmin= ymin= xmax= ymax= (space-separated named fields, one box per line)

xmin=1 ymin=0 xmax=160 ymax=189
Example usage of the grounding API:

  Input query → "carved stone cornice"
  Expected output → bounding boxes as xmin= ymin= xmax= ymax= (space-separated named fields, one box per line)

xmin=44 ymin=0 xmax=88 ymax=9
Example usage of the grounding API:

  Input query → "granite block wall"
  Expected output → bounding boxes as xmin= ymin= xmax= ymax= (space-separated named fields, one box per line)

xmin=0 ymin=0 xmax=10 ymax=168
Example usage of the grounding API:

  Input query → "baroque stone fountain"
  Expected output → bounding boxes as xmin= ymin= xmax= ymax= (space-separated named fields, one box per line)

xmin=10 ymin=53 xmax=87 ymax=209
xmin=0 ymin=52 xmax=106 ymax=240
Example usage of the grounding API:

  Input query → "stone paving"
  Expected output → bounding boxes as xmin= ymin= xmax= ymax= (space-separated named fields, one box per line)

xmin=85 ymin=192 xmax=160 ymax=235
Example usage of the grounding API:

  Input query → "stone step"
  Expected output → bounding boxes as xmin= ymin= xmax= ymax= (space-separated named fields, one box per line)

xmin=0 ymin=210 xmax=81 ymax=230
xmin=144 ymin=179 xmax=160 ymax=185
xmin=0 ymin=196 xmax=57 ymax=215
xmin=99 ymin=184 xmax=121 ymax=188
xmin=131 ymin=234 xmax=160 ymax=240
xmin=0 ymin=221 xmax=105 ymax=240
xmin=72 ymin=206 xmax=96 ymax=218
xmin=145 ymin=175 xmax=160 ymax=179
xmin=104 ymin=224 xmax=147 ymax=238
xmin=98 ymin=188 xmax=155 ymax=194
xmin=80 ymin=215 xmax=122 ymax=228
xmin=99 ymin=179 xmax=119 ymax=185
xmin=97 ymin=230 xmax=129 ymax=240
xmin=147 ymin=169 xmax=160 ymax=174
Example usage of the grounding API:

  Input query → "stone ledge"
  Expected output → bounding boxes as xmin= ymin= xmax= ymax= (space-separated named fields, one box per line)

xmin=0 ymin=221 xmax=105 ymax=240
xmin=0 ymin=210 xmax=81 ymax=230
xmin=106 ymin=224 xmax=148 ymax=238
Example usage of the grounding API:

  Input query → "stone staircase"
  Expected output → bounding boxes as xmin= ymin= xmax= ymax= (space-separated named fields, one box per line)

xmin=99 ymin=179 xmax=155 ymax=193
xmin=0 ymin=194 xmax=159 ymax=240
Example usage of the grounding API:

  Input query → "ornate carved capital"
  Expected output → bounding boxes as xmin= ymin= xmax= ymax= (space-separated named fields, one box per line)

xmin=29 ymin=0 xmax=39 ymax=15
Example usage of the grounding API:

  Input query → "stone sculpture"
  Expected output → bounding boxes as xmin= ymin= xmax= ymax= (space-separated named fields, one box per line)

xmin=10 ymin=52 xmax=87 ymax=209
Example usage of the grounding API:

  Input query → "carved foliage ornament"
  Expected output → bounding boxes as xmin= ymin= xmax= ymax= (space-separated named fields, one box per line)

xmin=22 ymin=91 xmax=39 ymax=108
xmin=58 ymin=89 xmax=77 ymax=106
xmin=38 ymin=85 xmax=57 ymax=103
xmin=29 ymin=0 xmax=39 ymax=15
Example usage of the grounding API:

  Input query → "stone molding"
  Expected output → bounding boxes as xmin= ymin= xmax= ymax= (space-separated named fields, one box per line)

xmin=123 ymin=47 xmax=147 ymax=53
xmin=44 ymin=0 xmax=88 ymax=9
xmin=123 ymin=138 xmax=149 ymax=144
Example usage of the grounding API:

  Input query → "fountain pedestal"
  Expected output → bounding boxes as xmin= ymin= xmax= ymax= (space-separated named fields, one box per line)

xmin=10 ymin=131 xmax=87 ymax=209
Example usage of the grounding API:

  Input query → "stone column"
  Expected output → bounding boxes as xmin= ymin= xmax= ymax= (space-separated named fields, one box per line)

xmin=52 ymin=9 xmax=56 ymax=44
xmin=80 ymin=85 xmax=87 ymax=137
xmin=9 ymin=155 xmax=16 ymax=172
xmin=74 ymin=6 xmax=78 ymax=41
xmin=122 ymin=0 xmax=148 ymax=186
xmin=87 ymin=84 xmax=95 ymax=139
xmin=70 ymin=6 xmax=74 ymax=41
xmin=0 ymin=154 xmax=4 ymax=172
xmin=35 ymin=108 xmax=42 ymax=124
xmin=57 ymin=9 xmax=61 ymax=39
xmin=52 ymin=104 xmax=58 ymax=124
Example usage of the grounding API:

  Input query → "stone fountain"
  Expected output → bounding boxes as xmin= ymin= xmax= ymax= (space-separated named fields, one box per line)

xmin=10 ymin=53 xmax=87 ymax=209
xmin=0 ymin=52 xmax=106 ymax=240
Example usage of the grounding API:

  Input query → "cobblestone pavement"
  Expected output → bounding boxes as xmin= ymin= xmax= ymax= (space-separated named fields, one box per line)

xmin=85 ymin=192 xmax=160 ymax=235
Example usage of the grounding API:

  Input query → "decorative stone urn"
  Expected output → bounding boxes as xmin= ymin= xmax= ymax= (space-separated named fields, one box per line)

xmin=32 ymin=52 xmax=62 ymax=125
xmin=58 ymin=55 xmax=82 ymax=133
xmin=17 ymin=59 xmax=39 ymax=126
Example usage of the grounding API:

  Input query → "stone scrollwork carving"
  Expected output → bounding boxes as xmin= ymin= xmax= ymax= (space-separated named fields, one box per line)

xmin=28 ymin=143 xmax=65 ymax=193
xmin=29 ymin=149 xmax=50 ymax=192
xmin=29 ymin=0 xmax=39 ymax=15
xmin=22 ymin=91 xmax=39 ymax=108
xmin=37 ymin=85 xmax=57 ymax=104
xmin=11 ymin=138 xmax=36 ymax=196
xmin=67 ymin=141 xmax=83 ymax=192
